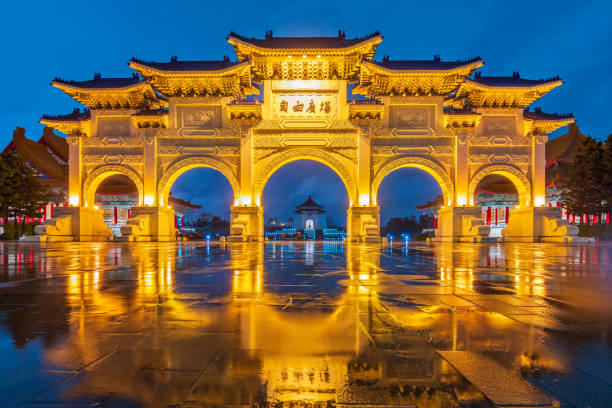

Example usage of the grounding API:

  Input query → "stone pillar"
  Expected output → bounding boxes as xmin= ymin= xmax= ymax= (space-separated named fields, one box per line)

xmin=228 ymin=205 xmax=263 ymax=242
xmin=143 ymin=132 xmax=157 ymax=206
xmin=357 ymin=124 xmax=371 ymax=206
xmin=240 ymin=125 xmax=254 ymax=205
xmin=67 ymin=135 xmax=82 ymax=206
xmin=347 ymin=206 xmax=380 ymax=243
xmin=454 ymin=130 xmax=469 ymax=206
xmin=502 ymin=206 xmax=587 ymax=242
xmin=119 ymin=206 xmax=176 ymax=241
xmin=531 ymin=134 xmax=547 ymax=207
xmin=435 ymin=206 xmax=490 ymax=242
xmin=36 ymin=206 xmax=112 ymax=242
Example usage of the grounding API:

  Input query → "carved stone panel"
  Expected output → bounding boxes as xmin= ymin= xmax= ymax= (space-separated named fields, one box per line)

xmin=178 ymin=106 xmax=222 ymax=129
xmin=389 ymin=106 xmax=435 ymax=129
xmin=97 ymin=117 xmax=132 ymax=138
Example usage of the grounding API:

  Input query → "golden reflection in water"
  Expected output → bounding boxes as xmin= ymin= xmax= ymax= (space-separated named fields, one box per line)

xmin=22 ymin=241 xmax=610 ymax=406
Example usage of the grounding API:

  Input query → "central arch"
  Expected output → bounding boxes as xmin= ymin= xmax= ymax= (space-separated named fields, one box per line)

xmin=83 ymin=165 xmax=144 ymax=207
xmin=158 ymin=156 xmax=240 ymax=206
xmin=254 ymin=149 xmax=356 ymax=206
xmin=371 ymin=156 xmax=454 ymax=207
xmin=468 ymin=164 xmax=531 ymax=208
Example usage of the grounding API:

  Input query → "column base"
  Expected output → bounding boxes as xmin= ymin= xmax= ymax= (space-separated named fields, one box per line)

xmin=229 ymin=206 xmax=263 ymax=242
xmin=35 ymin=206 xmax=112 ymax=242
xmin=347 ymin=206 xmax=380 ymax=243
xmin=502 ymin=207 xmax=591 ymax=243
xmin=120 ymin=206 xmax=176 ymax=241
xmin=434 ymin=206 xmax=490 ymax=242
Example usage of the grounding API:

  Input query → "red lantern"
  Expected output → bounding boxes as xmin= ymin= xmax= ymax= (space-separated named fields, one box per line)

xmin=113 ymin=207 xmax=118 ymax=225
xmin=505 ymin=206 xmax=509 ymax=224
xmin=433 ymin=217 xmax=437 ymax=229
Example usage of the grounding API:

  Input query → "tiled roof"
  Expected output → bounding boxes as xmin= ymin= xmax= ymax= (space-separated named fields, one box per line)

xmin=471 ymin=72 xmax=561 ymax=87
xmin=133 ymin=108 xmax=168 ymax=117
xmin=5 ymin=127 xmax=67 ymax=181
xmin=53 ymin=74 xmax=143 ymax=89
xmin=368 ymin=56 xmax=482 ymax=71
xmin=295 ymin=195 xmax=325 ymax=211
xmin=130 ymin=57 xmax=246 ymax=72
xmin=349 ymin=98 xmax=383 ymax=105
xmin=416 ymin=195 xmax=443 ymax=210
xmin=523 ymin=107 xmax=573 ymax=121
xmin=545 ymin=123 xmax=587 ymax=164
xmin=168 ymin=196 xmax=202 ymax=210
xmin=443 ymin=107 xmax=479 ymax=115
xmin=227 ymin=31 xmax=382 ymax=49
xmin=41 ymin=108 xmax=91 ymax=122
xmin=38 ymin=127 xmax=68 ymax=162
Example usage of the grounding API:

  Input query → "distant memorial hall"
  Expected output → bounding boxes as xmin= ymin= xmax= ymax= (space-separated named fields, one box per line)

xmin=37 ymin=31 xmax=581 ymax=242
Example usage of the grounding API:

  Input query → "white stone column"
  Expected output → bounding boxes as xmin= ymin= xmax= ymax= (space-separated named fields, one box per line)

xmin=454 ymin=130 xmax=469 ymax=206
xmin=67 ymin=135 xmax=82 ymax=206
xmin=143 ymin=132 xmax=157 ymax=206
xmin=531 ymin=134 xmax=547 ymax=207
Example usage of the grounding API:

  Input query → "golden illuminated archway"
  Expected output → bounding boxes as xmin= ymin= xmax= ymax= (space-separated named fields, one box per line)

xmin=253 ymin=148 xmax=355 ymax=207
xmin=41 ymin=31 xmax=576 ymax=242
xmin=157 ymin=156 xmax=240 ymax=207
xmin=468 ymin=164 xmax=531 ymax=208
xmin=371 ymin=156 xmax=454 ymax=207
xmin=83 ymin=165 xmax=144 ymax=208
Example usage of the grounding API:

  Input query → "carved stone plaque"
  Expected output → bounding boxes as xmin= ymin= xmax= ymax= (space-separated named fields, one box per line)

xmin=390 ymin=106 xmax=434 ymax=128
xmin=179 ymin=106 xmax=221 ymax=128
xmin=272 ymin=93 xmax=338 ymax=119
xmin=482 ymin=116 xmax=515 ymax=136
xmin=97 ymin=117 xmax=132 ymax=138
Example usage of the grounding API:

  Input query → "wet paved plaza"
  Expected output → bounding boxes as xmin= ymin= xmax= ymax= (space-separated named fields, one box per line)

xmin=0 ymin=241 xmax=611 ymax=407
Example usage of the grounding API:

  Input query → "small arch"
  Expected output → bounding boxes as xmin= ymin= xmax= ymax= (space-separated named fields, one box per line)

xmin=158 ymin=156 xmax=239 ymax=206
xmin=468 ymin=164 xmax=531 ymax=207
xmin=371 ymin=156 xmax=454 ymax=206
xmin=83 ymin=165 xmax=143 ymax=207
xmin=254 ymin=149 xmax=356 ymax=205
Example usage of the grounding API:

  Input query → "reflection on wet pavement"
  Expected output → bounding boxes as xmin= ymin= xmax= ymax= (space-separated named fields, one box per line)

xmin=0 ymin=241 xmax=610 ymax=407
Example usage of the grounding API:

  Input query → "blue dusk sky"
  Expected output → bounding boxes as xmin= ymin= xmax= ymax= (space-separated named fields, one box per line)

xmin=1 ymin=0 xmax=610 ymax=223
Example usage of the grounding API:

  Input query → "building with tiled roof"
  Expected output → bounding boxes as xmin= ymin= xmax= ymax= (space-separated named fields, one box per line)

xmin=293 ymin=195 xmax=327 ymax=233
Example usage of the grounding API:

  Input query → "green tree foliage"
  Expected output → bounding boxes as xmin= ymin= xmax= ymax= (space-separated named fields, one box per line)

xmin=563 ymin=136 xmax=607 ymax=220
xmin=603 ymin=134 xmax=612 ymax=214
xmin=0 ymin=151 xmax=48 ymax=238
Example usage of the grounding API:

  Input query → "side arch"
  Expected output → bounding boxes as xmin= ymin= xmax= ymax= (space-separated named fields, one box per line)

xmin=157 ymin=156 xmax=240 ymax=206
xmin=468 ymin=164 xmax=531 ymax=207
xmin=83 ymin=165 xmax=144 ymax=207
xmin=253 ymin=148 xmax=356 ymax=206
xmin=371 ymin=156 xmax=454 ymax=206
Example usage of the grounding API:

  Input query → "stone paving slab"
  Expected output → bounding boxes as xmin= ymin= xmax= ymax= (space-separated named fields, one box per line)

xmin=437 ymin=350 xmax=552 ymax=406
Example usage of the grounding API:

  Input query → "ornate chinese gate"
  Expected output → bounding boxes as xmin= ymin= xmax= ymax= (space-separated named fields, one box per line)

xmin=38 ymin=31 xmax=580 ymax=242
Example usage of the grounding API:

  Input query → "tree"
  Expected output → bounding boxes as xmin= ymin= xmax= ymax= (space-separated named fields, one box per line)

xmin=0 ymin=151 xmax=48 ymax=237
xmin=563 ymin=136 xmax=606 ymax=221
xmin=603 ymin=134 xmax=612 ymax=215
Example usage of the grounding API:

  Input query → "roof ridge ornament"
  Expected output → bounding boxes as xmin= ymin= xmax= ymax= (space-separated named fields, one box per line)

xmin=93 ymin=73 xmax=101 ymax=80
xmin=338 ymin=29 xmax=346 ymax=39
xmin=265 ymin=29 xmax=273 ymax=39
